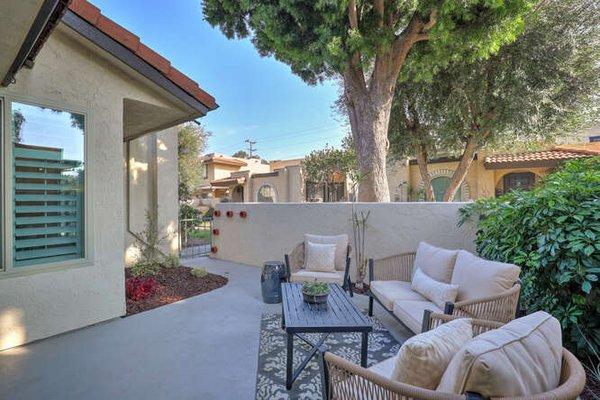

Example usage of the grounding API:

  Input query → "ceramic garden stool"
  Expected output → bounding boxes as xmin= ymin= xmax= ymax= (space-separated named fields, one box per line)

xmin=261 ymin=261 xmax=287 ymax=304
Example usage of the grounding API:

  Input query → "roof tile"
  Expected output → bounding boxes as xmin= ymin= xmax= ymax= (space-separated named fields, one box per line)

xmin=135 ymin=44 xmax=171 ymax=75
xmin=484 ymin=149 xmax=589 ymax=165
xmin=96 ymin=14 xmax=140 ymax=52
xmin=69 ymin=0 xmax=100 ymax=24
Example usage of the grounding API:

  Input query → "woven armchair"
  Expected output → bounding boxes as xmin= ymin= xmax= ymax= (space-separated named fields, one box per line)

xmin=368 ymin=252 xmax=523 ymax=324
xmin=284 ymin=242 xmax=353 ymax=295
xmin=322 ymin=313 xmax=586 ymax=400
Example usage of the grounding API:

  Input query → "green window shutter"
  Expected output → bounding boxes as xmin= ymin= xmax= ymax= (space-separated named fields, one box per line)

xmin=13 ymin=143 xmax=84 ymax=267
xmin=431 ymin=176 xmax=462 ymax=202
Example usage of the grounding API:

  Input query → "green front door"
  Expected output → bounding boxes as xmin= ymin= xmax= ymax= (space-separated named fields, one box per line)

xmin=431 ymin=176 xmax=462 ymax=202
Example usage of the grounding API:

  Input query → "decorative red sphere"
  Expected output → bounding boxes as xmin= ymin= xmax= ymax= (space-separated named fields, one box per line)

xmin=212 ymin=228 xmax=220 ymax=235
xmin=214 ymin=210 xmax=221 ymax=217
xmin=211 ymin=246 xmax=218 ymax=253
xmin=226 ymin=210 xmax=234 ymax=218
xmin=239 ymin=211 xmax=247 ymax=218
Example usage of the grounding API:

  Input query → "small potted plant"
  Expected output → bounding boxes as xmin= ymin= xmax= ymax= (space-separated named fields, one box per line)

xmin=302 ymin=282 xmax=330 ymax=304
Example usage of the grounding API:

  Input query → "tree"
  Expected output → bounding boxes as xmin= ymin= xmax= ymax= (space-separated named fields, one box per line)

xmin=232 ymin=150 xmax=249 ymax=158
xmin=178 ymin=123 xmax=209 ymax=202
xmin=389 ymin=0 xmax=600 ymax=201
xmin=203 ymin=1 xmax=532 ymax=202
xmin=303 ymin=142 xmax=357 ymax=185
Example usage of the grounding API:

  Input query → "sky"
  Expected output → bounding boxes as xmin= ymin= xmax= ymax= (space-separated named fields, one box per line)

xmin=91 ymin=0 xmax=348 ymax=161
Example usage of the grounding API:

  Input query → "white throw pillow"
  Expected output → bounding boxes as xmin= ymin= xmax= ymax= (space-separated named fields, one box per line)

xmin=413 ymin=242 xmax=459 ymax=283
xmin=304 ymin=234 xmax=348 ymax=271
xmin=392 ymin=318 xmax=473 ymax=389
xmin=411 ymin=269 xmax=459 ymax=309
xmin=305 ymin=242 xmax=337 ymax=272
xmin=437 ymin=311 xmax=562 ymax=398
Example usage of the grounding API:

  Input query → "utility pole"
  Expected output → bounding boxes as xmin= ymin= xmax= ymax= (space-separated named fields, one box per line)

xmin=245 ymin=139 xmax=257 ymax=158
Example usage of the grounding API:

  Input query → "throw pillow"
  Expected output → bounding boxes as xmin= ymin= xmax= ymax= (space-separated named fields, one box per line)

xmin=391 ymin=318 xmax=473 ymax=389
xmin=304 ymin=234 xmax=348 ymax=271
xmin=411 ymin=269 xmax=459 ymax=309
xmin=413 ymin=242 xmax=459 ymax=283
xmin=305 ymin=242 xmax=336 ymax=272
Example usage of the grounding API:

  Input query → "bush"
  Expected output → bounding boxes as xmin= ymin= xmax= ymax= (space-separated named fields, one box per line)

xmin=191 ymin=267 xmax=208 ymax=278
xmin=460 ymin=157 xmax=600 ymax=358
xmin=129 ymin=260 xmax=161 ymax=277
xmin=164 ymin=254 xmax=180 ymax=268
xmin=126 ymin=277 xmax=157 ymax=301
xmin=180 ymin=203 xmax=201 ymax=220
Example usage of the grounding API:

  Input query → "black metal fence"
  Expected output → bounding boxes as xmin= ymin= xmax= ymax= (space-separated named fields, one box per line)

xmin=179 ymin=215 xmax=212 ymax=258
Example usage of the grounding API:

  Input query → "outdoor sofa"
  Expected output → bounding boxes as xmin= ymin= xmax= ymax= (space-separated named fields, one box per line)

xmin=284 ymin=234 xmax=353 ymax=295
xmin=322 ymin=311 xmax=586 ymax=400
xmin=368 ymin=242 xmax=522 ymax=333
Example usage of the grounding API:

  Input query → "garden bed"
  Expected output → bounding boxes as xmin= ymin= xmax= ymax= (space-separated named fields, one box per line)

xmin=125 ymin=266 xmax=228 ymax=316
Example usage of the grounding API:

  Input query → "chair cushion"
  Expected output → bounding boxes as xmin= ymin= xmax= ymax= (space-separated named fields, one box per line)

xmin=290 ymin=270 xmax=344 ymax=284
xmin=305 ymin=241 xmax=336 ymax=272
xmin=370 ymin=280 xmax=426 ymax=310
xmin=304 ymin=234 xmax=348 ymax=271
xmin=392 ymin=318 xmax=473 ymax=389
xmin=413 ymin=242 xmax=459 ymax=283
xmin=411 ymin=269 xmax=459 ymax=309
xmin=368 ymin=355 xmax=398 ymax=379
xmin=392 ymin=300 xmax=442 ymax=334
xmin=451 ymin=250 xmax=521 ymax=302
xmin=437 ymin=311 xmax=563 ymax=398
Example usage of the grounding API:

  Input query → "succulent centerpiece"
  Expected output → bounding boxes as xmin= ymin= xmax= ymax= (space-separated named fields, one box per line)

xmin=301 ymin=282 xmax=330 ymax=304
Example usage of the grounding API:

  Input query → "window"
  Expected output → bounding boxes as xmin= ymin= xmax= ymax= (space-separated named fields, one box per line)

xmin=257 ymin=185 xmax=276 ymax=202
xmin=202 ymin=163 xmax=208 ymax=179
xmin=305 ymin=182 xmax=346 ymax=202
xmin=502 ymin=172 xmax=535 ymax=194
xmin=431 ymin=176 xmax=462 ymax=202
xmin=11 ymin=102 xmax=85 ymax=268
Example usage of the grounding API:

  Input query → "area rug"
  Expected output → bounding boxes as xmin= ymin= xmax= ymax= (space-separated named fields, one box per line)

xmin=255 ymin=312 xmax=401 ymax=399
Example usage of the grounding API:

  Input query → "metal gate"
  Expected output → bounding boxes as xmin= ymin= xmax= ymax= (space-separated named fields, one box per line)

xmin=179 ymin=215 xmax=212 ymax=258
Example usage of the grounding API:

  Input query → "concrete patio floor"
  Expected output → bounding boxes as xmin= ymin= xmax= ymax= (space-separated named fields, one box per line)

xmin=0 ymin=258 xmax=411 ymax=400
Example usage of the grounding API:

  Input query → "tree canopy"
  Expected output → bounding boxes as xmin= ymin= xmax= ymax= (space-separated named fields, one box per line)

xmin=203 ymin=0 xmax=534 ymax=201
xmin=178 ymin=123 xmax=209 ymax=202
xmin=389 ymin=0 xmax=600 ymax=201
xmin=231 ymin=150 xmax=249 ymax=158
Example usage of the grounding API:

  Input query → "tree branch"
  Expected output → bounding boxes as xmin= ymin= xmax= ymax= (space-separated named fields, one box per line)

xmin=374 ymin=0 xmax=384 ymax=27
xmin=348 ymin=0 xmax=358 ymax=29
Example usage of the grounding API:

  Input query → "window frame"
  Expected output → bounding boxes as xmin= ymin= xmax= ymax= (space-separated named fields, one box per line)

xmin=0 ymin=94 xmax=93 ymax=276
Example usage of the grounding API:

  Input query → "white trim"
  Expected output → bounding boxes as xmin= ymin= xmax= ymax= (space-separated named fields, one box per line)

xmin=0 ymin=94 xmax=93 ymax=275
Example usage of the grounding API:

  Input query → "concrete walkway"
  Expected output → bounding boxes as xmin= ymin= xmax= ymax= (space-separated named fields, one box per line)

xmin=0 ymin=258 xmax=410 ymax=400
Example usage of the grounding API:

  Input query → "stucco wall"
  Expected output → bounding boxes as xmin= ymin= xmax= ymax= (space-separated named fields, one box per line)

xmin=0 ymin=26 xmax=181 ymax=350
xmin=211 ymin=203 xmax=476 ymax=277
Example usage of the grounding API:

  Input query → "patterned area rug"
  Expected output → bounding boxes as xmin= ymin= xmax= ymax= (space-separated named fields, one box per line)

xmin=255 ymin=312 xmax=401 ymax=399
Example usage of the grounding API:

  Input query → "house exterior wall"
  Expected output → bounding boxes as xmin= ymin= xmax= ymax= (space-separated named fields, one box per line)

xmin=207 ymin=163 xmax=240 ymax=181
xmin=0 ymin=26 xmax=180 ymax=350
xmin=211 ymin=202 xmax=476 ymax=279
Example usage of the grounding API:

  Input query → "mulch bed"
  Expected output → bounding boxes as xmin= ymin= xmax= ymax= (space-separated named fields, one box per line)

xmin=582 ymin=370 xmax=599 ymax=400
xmin=125 ymin=266 xmax=228 ymax=316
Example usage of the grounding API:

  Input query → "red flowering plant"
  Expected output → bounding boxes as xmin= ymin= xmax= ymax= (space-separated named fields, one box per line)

xmin=126 ymin=277 xmax=157 ymax=301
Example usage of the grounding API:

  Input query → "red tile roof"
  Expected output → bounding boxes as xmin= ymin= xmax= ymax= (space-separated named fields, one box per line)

xmin=202 ymin=153 xmax=247 ymax=167
xmin=484 ymin=144 xmax=599 ymax=168
xmin=68 ymin=0 xmax=217 ymax=110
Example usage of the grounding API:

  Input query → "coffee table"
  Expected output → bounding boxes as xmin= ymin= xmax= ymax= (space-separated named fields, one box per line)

xmin=281 ymin=283 xmax=373 ymax=390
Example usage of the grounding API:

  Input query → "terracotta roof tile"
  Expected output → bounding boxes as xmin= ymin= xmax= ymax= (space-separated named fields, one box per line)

xmin=68 ymin=0 xmax=217 ymax=110
xmin=484 ymin=149 xmax=591 ymax=166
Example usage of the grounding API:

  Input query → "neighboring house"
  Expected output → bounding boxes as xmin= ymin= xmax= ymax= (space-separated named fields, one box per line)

xmin=388 ymin=141 xmax=600 ymax=202
xmin=199 ymin=155 xmax=352 ymax=203
xmin=0 ymin=0 xmax=216 ymax=350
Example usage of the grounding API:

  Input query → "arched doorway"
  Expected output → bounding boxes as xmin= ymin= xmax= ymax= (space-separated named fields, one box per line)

xmin=431 ymin=176 xmax=462 ymax=202
xmin=256 ymin=184 xmax=277 ymax=202
xmin=231 ymin=185 xmax=244 ymax=202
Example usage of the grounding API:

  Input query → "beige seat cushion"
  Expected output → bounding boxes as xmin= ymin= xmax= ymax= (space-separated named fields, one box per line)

xmin=451 ymin=250 xmax=520 ymax=302
xmin=290 ymin=270 xmax=344 ymax=284
xmin=411 ymin=269 xmax=459 ymax=309
xmin=305 ymin=241 xmax=336 ymax=272
xmin=370 ymin=280 xmax=426 ymax=310
xmin=305 ymin=234 xmax=348 ymax=271
xmin=392 ymin=318 xmax=473 ymax=389
xmin=413 ymin=242 xmax=459 ymax=283
xmin=392 ymin=300 xmax=442 ymax=334
xmin=437 ymin=311 xmax=563 ymax=398
xmin=368 ymin=355 xmax=398 ymax=379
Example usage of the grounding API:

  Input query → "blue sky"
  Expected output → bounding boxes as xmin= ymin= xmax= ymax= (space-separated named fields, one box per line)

xmin=91 ymin=0 xmax=348 ymax=160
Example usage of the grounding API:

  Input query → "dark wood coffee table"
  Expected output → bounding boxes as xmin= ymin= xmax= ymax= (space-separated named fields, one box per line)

xmin=281 ymin=283 xmax=372 ymax=390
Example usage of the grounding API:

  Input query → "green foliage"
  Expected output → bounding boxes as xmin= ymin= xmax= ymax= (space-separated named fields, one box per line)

xmin=303 ymin=139 xmax=357 ymax=184
xmin=164 ymin=254 xmax=180 ymax=268
xmin=179 ymin=123 xmax=209 ymax=202
xmin=180 ymin=203 xmax=201 ymax=220
xmin=132 ymin=210 xmax=169 ymax=276
xmin=191 ymin=267 xmax=208 ymax=278
xmin=129 ymin=260 xmax=161 ymax=277
xmin=460 ymin=157 xmax=600 ymax=358
xmin=203 ymin=1 xmax=533 ymax=85
xmin=231 ymin=150 xmax=249 ymax=158
xmin=301 ymin=282 xmax=330 ymax=296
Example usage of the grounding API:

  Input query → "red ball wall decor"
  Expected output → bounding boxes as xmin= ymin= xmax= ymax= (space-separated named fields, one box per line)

xmin=226 ymin=210 xmax=234 ymax=218
xmin=212 ymin=228 xmax=220 ymax=235
xmin=211 ymin=246 xmax=218 ymax=253
xmin=239 ymin=211 xmax=247 ymax=218
xmin=214 ymin=210 xmax=221 ymax=217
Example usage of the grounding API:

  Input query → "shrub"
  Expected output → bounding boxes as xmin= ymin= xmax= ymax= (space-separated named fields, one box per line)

xmin=180 ymin=203 xmax=201 ymax=220
xmin=191 ymin=267 xmax=208 ymax=278
xmin=460 ymin=157 xmax=600 ymax=358
xmin=129 ymin=260 xmax=161 ymax=277
xmin=125 ymin=277 xmax=157 ymax=301
xmin=164 ymin=254 xmax=180 ymax=268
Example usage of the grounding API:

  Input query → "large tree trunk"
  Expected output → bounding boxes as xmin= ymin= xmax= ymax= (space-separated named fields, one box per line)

xmin=443 ymin=136 xmax=479 ymax=202
xmin=415 ymin=143 xmax=434 ymax=201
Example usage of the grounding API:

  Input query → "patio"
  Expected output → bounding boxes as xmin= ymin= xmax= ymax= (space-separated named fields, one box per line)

xmin=0 ymin=257 xmax=410 ymax=400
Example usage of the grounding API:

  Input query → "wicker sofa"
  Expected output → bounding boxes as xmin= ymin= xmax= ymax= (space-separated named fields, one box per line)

xmin=284 ymin=234 xmax=353 ymax=295
xmin=322 ymin=312 xmax=586 ymax=400
xmin=368 ymin=243 xmax=522 ymax=333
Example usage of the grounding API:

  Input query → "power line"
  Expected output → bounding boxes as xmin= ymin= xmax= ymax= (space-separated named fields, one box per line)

xmin=245 ymin=139 xmax=257 ymax=157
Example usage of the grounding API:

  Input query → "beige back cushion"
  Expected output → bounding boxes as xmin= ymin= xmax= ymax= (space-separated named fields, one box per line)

xmin=304 ymin=234 xmax=348 ymax=271
xmin=413 ymin=242 xmax=459 ymax=283
xmin=411 ymin=269 xmax=459 ymax=309
xmin=392 ymin=318 xmax=473 ymax=389
xmin=451 ymin=250 xmax=520 ymax=302
xmin=305 ymin=242 xmax=336 ymax=272
xmin=437 ymin=311 xmax=563 ymax=398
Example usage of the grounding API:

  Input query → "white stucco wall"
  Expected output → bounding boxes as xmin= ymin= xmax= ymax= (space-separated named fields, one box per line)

xmin=212 ymin=203 xmax=476 ymax=276
xmin=0 ymin=26 xmax=182 ymax=350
